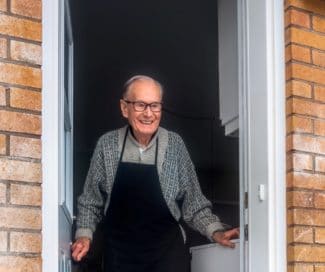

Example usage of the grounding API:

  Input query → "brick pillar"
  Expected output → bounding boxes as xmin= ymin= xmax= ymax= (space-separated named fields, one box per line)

xmin=0 ymin=0 xmax=42 ymax=271
xmin=285 ymin=1 xmax=325 ymax=272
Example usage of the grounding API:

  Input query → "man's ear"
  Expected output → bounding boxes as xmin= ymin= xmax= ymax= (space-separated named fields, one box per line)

xmin=120 ymin=99 xmax=128 ymax=118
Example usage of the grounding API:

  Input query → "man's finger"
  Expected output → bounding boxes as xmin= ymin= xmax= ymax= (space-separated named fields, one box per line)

xmin=76 ymin=246 xmax=88 ymax=261
xmin=224 ymin=228 xmax=240 ymax=239
xmin=220 ymin=239 xmax=235 ymax=248
xmin=71 ymin=242 xmax=81 ymax=251
xmin=72 ymin=243 xmax=84 ymax=261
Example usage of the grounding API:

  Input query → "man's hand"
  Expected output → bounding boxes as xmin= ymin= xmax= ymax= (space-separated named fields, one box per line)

xmin=212 ymin=227 xmax=240 ymax=248
xmin=71 ymin=237 xmax=91 ymax=262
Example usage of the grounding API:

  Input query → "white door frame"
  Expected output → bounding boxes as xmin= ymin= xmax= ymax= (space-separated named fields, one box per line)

xmin=42 ymin=1 xmax=286 ymax=271
xmin=42 ymin=0 xmax=60 ymax=271
xmin=238 ymin=1 xmax=286 ymax=272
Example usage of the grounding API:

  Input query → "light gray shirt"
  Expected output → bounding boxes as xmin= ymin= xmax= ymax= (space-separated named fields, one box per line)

xmin=121 ymin=127 xmax=160 ymax=165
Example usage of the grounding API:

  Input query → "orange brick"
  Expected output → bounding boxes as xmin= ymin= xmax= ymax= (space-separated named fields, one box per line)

xmin=313 ymin=16 xmax=325 ymax=33
xmin=286 ymin=116 xmax=293 ymax=134
xmin=288 ymin=97 xmax=325 ymax=118
xmin=315 ymin=119 xmax=325 ymax=137
xmin=286 ymin=44 xmax=311 ymax=63
xmin=287 ymin=264 xmax=314 ymax=272
xmin=286 ymin=80 xmax=312 ymax=98
xmin=0 ymin=158 xmax=41 ymax=183
xmin=0 ymin=134 xmax=6 ymax=155
xmin=10 ymin=232 xmax=41 ymax=253
xmin=11 ymin=87 xmax=41 ymax=111
xmin=290 ymin=152 xmax=313 ymax=170
xmin=287 ymin=27 xmax=325 ymax=51
xmin=287 ymin=226 xmax=313 ymax=243
xmin=316 ymin=156 xmax=325 ymax=173
xmin=285 ymin=46 xmax=290 ymax=63
xmin=287 ymin=155 xmax=293 ymax=170
xmin=290 ymin=62 xmax=325 ymax=85
xmin=287 ymin=134 xmax=293 ymax=151
xmin=0 ymin=62 xmax=41 ymax=89
xmin=0 ymin=38 xmax=7 ymax=58
xmin=0 ymin=0 xmax=6 ymax=11
xmin=287 ymin=190 xmax=314 ymax=208
xmin=313 ymin=50 xmax=325 ymax=67
xmin=293 ymin=208 xmax=325 ymax=226
xmin=10 ymin=136 xmax=41 ymax=159
xmin=10 ymin=184 xmax=41 ymax=206
xmin=287 ymin=172 xmax=325 ymax=190
xmin=0 ymin=231 xmax=7 ymax=252
xmin=11 ymin=0 xmax=42 ymax=20
xmin=0 ymin=86 xmax=6 ymax=106
xmin=0 ymin=256 xmax=41 ymax=272
xmin=10 ymin=88 xmax=41 ymax=111
xmin=315 ymin=192 xmax=325 ymax=209
xmin=315 ymin=265 xmax=325 ymax=272
xmin=288 ymin=244 xmax=325 ymax=262
xmin=286 ymin=9 xmax=311 ymax=28
xmin=286 ymin=98 xmax=293 ymax=115
xmin=287 ymin=116 xmax=313 ymax=134
xmin=291 ymin=134 xmax=325 ymax=155
xmin=286 ymin=0 xmax=325 ymax=15
xmin=0 ymin=14 xmax=41 ymax=41
xmin=10 ymin=40 xmax=41 ymax=65
xmin=287 ymin=209 xmax=293 ymax=225
xmin=0 ymin=110 xmax=41 ymax=135
xmin=0 ymin=207 xmax=41 ymax=229
xmin=0 ymin=183 xmax=6 ymax=204
xmin=315 ymin=85 xmax=325 ymax=102
xmin=316 ymin=228 xmax=325 ymax=244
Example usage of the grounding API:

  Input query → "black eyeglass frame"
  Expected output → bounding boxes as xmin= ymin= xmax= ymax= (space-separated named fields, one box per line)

xmin=123 ymin=99 xmax=163 ymax=112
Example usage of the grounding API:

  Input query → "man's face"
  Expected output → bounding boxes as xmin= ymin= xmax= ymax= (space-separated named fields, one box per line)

xmin=120 ymin=80 xmax=162 ymax=139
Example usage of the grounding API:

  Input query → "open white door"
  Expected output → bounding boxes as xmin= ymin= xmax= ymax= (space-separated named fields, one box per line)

xmin=190 ymin=0 xmax=243 ymax=271
xmin=190 ymin=0 xmax=286 ymax=271
xmin=59 ymin=0 xmax=74 ymax=271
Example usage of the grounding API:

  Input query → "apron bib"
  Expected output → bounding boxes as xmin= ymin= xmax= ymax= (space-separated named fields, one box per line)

xmin=103 ymin=128 xmax=189 ymax=272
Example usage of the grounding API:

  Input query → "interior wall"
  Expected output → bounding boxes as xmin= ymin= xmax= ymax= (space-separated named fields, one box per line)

xmin=71 ymin=0 xmax=239 ymax=256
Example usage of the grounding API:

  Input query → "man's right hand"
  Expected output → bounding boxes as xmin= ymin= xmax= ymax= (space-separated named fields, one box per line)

xmin=71 ymin=237 xmax=91 ymax=262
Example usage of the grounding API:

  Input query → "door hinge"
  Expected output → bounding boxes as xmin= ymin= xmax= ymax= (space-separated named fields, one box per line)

xmin=244 ymin=191 xmax=248 ymax=209
xmin=244 ymin=224 xmax=248 ymax=241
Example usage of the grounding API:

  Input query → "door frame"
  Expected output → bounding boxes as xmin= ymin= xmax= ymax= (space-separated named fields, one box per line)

xmin=42 ymin=0 xmax=60 ymax=271
xmin=238 ymin=1 xmax=286 ymax=272
xmin=42 ymin=1 xmax=286 ymax=271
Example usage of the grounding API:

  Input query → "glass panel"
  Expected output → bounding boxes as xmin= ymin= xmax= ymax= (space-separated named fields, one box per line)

xmin=61 ymin=0 xmax=73 ymax=217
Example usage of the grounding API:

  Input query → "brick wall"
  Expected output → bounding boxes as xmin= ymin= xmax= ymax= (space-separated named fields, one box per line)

xmin=0 ymin=0 xmax=42 ymax=271
xmin=285 ymin=0 xmax=325 ymax=271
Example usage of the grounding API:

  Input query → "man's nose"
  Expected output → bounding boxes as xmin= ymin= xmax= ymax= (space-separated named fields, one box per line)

xmin=143 ymin=105 xmax=153 ymax=116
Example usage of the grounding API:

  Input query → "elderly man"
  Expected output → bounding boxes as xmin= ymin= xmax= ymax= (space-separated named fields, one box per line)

xmin=71 ymin=75 xmax=239 ymax=272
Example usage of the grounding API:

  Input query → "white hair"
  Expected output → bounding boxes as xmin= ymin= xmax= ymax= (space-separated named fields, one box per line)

xmin=122 ymin=75 xmax=164 ymax=99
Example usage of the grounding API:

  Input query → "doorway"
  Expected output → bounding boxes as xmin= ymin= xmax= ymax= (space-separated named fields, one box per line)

xmin=42 ymin=0 xmax=287 ymax=271
xmin=71 ymin=0 xmax=239 ymax=270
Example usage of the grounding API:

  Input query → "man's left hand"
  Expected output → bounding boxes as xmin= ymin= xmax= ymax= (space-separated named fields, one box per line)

xmin=212 ymin=227 xmax=240 ymax=248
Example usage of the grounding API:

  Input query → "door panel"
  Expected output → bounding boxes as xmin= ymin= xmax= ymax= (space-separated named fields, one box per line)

xmin=190 ymin=0 xmax=243 ymax=270
xmin=59 ymin=0 xmax=74 ymax=271
xmin=191 ymin=240 xmax=240 ymax=272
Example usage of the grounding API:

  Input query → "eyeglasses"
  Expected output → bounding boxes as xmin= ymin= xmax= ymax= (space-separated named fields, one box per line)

xmin=123 ymin=100 xmax=163 ymax=112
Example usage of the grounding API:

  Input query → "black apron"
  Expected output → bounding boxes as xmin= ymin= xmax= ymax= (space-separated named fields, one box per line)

xmin=103 ymin=128 xmax=189 ymax=272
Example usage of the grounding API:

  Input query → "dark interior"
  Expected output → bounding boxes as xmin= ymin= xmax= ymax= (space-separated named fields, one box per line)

xmin=71 ymin=0 xmax=239 ymax=270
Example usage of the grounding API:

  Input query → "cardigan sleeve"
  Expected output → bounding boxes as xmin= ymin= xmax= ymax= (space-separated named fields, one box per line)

xmin=75 ymin=137 xmax=107 ymax=241
xmin=176 ymin=135 xmax=225 ymax=240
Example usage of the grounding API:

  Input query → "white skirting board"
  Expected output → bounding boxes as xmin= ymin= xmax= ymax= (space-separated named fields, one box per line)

xmin=190 ymin=240 xmax=240 ymax=272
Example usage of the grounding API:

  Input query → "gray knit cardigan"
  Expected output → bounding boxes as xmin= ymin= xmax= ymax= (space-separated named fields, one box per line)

xmin=75 ymin=126 xmax=224 ymax=241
